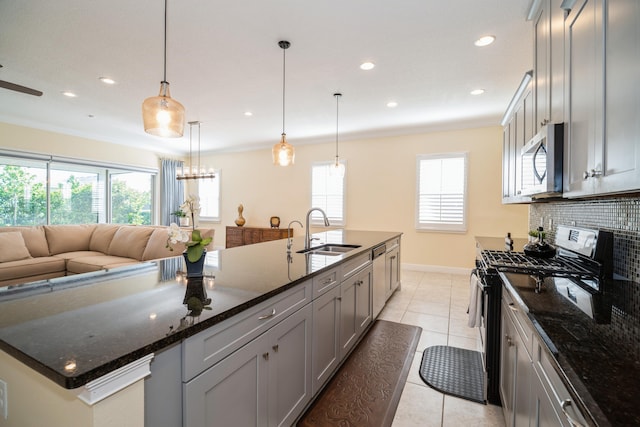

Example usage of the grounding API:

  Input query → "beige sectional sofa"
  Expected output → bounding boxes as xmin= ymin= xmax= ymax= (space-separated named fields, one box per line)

xmin=0 ymin=224 xmax=214 ymax=287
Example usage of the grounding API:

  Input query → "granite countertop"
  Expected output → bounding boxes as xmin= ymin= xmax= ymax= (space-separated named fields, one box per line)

xmin=476 ymin=236 xmax=640 ymax=426
xmin=0 ymin=229 xmax=401 ymax=389
xmin=500 ymin=273 xmax=639 ymax=427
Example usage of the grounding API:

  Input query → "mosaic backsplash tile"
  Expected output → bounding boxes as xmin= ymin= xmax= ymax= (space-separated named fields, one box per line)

xmin=530 ymin=195 xmax=640 ymax=357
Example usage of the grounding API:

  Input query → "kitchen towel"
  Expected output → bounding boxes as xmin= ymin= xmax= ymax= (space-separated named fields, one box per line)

xmin=467 ymin=271 xmax=482 ymax=328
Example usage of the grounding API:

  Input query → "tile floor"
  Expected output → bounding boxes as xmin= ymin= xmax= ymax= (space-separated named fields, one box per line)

xmin=381 ymin=269 xmax=506 ymax=427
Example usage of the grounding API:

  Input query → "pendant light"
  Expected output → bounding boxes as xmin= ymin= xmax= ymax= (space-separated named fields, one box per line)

xmin=329 ymin=93 xmax=345 ymax=178
xmin=272 ymin=40 xmax=295 ymax=166
xmin=177 ymin=121 xmax=215 ymax=180
xmin=142 ymin=0 xmax=185 ymax=138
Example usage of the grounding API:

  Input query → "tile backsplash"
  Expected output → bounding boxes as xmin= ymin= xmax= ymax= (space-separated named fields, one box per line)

xmin=530 ymin=195 xmax=640 ymax=357
xmin=530 ymin=195 xmax=640 ymax=282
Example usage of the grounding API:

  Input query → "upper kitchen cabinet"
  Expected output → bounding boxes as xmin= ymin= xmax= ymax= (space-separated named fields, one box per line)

xmin=501 ymin=72 xmax=534 ymax=204
xmin=564 ymin=0 xmax=640 ymax=197
xmin=531 ymin=0 xmax=566 ymax=132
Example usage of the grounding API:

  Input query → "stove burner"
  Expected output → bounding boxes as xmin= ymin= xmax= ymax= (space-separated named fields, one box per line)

xmin=480 ymin=249 xmax=601 ymax=290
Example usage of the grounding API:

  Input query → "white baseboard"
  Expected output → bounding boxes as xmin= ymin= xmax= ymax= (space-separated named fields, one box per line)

xmin=401 ymin=263 xmax=472 ymax=276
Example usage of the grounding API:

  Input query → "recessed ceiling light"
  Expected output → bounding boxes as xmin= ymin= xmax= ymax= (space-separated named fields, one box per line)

xmin=386 ymin=101 xmax=398 ymax=108
xmin=99 ymin=77 xmax=116 ymax=85
xmin=474 ymin=35 xmax=496 ymax=47
xmin=470 ymin=89 xmax=485 ymax=95
xmin=360 ymin=62 xmax=375 ymax=71
xmin=244 ymin=111 xmax=253 ymax=116
xmin=61 ymin=91 xmax=77 ymax=98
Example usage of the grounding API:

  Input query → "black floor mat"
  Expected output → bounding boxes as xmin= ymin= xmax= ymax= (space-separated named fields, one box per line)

xmin=419 ymin=345 xmax=485 ymax=404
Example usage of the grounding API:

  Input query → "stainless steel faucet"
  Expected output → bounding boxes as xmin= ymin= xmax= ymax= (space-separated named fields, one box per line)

xmin=305 ymin=208 xmax=330 ymax=249
xmin=286 ymin=220 xmax=303 ymax=252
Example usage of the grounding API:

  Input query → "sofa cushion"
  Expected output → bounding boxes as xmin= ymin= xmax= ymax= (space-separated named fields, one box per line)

xmin=107 ymin=226 xmax=155 ymax=260
xmin=89 ymin=224 xmax=121 ymax=253
xmin=45 ymin=224 xmax=97 ymax=255
xmin=0 ymin=226 xmax=49 ymax=257
xmin=0 ymin=231 xmax=32 ymax=263
xmin=52 ymin=251 xmax=105 ymax=261
xmin=66 ymin=255 xmax=139 ymax=274
xmin=0 ymin=257 xmax=66 ymax=281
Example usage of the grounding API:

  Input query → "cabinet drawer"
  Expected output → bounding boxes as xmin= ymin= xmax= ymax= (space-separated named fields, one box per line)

xmin=533 ymin=336 xmax=588 ymax=427
xmin=182 ymin=280 xmax=312 ymax=381
xmin=386 ymin=237 xmax=400 ymax=250
xmin=312 ymin=267 xmax=340 ymax=297
xmin=341 ymin=252 xmax=371 ymax=280
xmin=502 ymin=284 xmax=534 ymax=358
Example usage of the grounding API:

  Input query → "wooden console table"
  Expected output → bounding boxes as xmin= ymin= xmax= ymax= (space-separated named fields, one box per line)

xmin=225 ymin=226 xmax=291 ymax=248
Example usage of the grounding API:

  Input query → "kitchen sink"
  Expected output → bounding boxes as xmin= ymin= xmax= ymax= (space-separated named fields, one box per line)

xmin=296 ymin=244 xmax=361 ymax=256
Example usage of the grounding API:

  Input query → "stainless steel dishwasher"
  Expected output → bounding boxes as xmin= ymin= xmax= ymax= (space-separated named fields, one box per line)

xmin=372 ymin=243 xmax=387 ymax=318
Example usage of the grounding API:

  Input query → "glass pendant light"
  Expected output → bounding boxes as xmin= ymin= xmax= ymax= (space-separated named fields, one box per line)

xmin=329 ymin=93 xmax=345 ymax=178
xmin=142 ymin=0 xmax=185 ymax=138
xmin=272 ymin=41 xmax=295 ymax=166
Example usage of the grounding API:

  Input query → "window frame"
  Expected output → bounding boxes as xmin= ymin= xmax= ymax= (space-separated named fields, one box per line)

xmin=197 ymin=170 xmax=221 ymax=223
xmin=310 ymin=161 xmax=346 ymax=227
xmin=415 ymin=152 xmax=468 ymax=233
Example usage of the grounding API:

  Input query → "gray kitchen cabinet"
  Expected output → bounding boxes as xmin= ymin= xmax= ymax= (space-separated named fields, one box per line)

xmin=385 ymin=239 xmax=401 ymax=298
xmin=501 ymin=72 xmax=534 ymax=204
xmin=183 ymin=303 xmax=313 ymax=427
xmin=500 ymin=289 xmax=532 ymax=427
xmin=531 ymin=335 xmax=588 ymax=427
xmin=565 ymin=0 xmax=640 ymax=197
xmin=532 ymin=0 xmax=565 ymax=133
xmin=339 ymin=265 xmax=372 ymax=359
xmin=311 ymin=284 xmax=341 ymax=395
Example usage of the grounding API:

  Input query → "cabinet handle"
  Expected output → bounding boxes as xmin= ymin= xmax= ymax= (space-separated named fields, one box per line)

xmin=337 ymin=297 xmax=342 ymax=301
xmin=258 ymin=308 xmax=276 ymax=320
xmin=272 ymin=344 xmax=279 ymax=353
xmin=262 ymin=352 xmax=269 ymax=361
xmin=322 ymin=278 xmax=333 ymax=285
xmin=508 ymin=303 xmax=518 ymax=312
xmin=355 ymin=280 xmax=362 ymax=286
xmin=390 ymin=256 xmax=396 ymax=260
xmin=561 ymin=399 xmax=585 ymax=427
xmin=583 ymin=169 xmax=602 ymax=180
xmin=505 ymin=334 xmax=514 ymax=347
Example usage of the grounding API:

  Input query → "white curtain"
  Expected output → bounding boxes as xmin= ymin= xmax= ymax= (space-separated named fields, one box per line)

xmin=160 ymin=159 xmax=185 ymax=226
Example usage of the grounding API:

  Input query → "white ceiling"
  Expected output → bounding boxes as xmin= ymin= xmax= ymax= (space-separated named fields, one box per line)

xmin=0 ymin=0 xmax=533 ymax=156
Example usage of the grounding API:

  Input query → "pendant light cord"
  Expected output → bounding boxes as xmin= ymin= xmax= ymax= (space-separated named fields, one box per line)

xmin=335 ymin=94 xmax=340 ymax=158
xmin=163 ymin=0 xmax=167 ymax=83
xmin=282 ymin=45 xmax=286 ymax=135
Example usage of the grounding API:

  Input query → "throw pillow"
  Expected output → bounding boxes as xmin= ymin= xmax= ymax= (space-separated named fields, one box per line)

xmin=0 ymin=231 xmax=33 ymax=263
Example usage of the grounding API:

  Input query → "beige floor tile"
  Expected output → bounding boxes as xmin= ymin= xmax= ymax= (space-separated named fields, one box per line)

xmin=447 ymin=334 xmax=481 ymax=352
xmin=406 ymin=299 xmax=450 ymax=317
xmin=401 ymin=270 xmax=425 ymax=283
xmin=442 ymin=395 xmax=505 ymax=427
xmin=391 ymin=382 xmax=443 ymax=427
xmin=401 ymin=311 xmax=449 ymax=334
xmin=416 ymin=330 xmax=448 ymax=351
xmin=378 ymin=306 xmax=405 ymax=322
xmin=448 ymin=317 xmax=480 ymax=340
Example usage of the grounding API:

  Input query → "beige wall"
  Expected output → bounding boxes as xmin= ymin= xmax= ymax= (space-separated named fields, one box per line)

xmin=1 ymin=121 xmax=528 ymax=269
xmin=198 ymin=126 xmax=529 ymax=269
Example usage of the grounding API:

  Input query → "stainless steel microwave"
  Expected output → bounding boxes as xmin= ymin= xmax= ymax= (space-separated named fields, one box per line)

xmin=520 ymin=123 xmax=564 ymax=197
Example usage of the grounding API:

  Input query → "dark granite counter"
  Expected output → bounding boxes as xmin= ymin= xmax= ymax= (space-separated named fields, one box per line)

xmin=477 ymin=236 xmax=640 ymax=426
xmin=0 ymin=229 xmax=400 ymax=389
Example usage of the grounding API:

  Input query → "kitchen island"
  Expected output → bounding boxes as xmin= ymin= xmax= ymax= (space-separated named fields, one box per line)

xmin=0 ymin=229 xmax=401 ymax=427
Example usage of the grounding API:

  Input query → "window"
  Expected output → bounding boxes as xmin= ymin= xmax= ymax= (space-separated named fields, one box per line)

xmin=0 ymin=152 xmax=156 ymax=226
xmin=198 ymin=172 xmax=221 ymax=222
xmin=311 ymin=162 xmax=345 ymax=226
xmin=416 ymin=153 xmax=467 ymax=232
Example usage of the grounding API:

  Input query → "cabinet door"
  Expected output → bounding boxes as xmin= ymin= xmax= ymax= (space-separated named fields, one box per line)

xmin=500 ymin=308 xmax=517 ymax=426
xmin=267 ymin=304 xmax=313 ymax=427
xmin=565 ymin=0 xmax=604 ymax=196
xmin=184 ymin=336 xmax=268 ymax=427
xmin=534 ymin=0 xmax=550 ymax=132
xmin=355 ymin=267 xmax=372 ymax=337
xmin=339 ymin=274 xmax=359 ymax=358
xmin=311 ymin=286 xmax=341 ymax=394
xmin=531 ymin=369 xmax=565 ymax=427
xmin=385 ymin=246 xmax=400 ymax=297
xmin=600 ymin=0 xmax=640 ymax=194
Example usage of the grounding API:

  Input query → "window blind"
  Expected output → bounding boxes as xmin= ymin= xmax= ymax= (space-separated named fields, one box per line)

xmin=311 ymin=162 xmax=345 ymax=226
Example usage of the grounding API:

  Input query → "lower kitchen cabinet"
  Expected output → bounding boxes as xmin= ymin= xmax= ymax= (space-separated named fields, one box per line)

xmin=531 ymin=336 xmax=588 ymax=427
xmin=500 ymin=292 xmax=532 ymax=427
xmin=183 ymin=303 xmax=313 ymax=427
xmin=339 ymin=265 xmax=372 ymax=359
xmin=385 ymin=239 xmax=401 ymax=298
xmin=312 ymin=264 xmax=373 ymax=395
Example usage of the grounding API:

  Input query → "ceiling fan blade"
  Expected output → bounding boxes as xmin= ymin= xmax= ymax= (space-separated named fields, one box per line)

xmin=0 ymin=80 xmax=43 ymax=97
